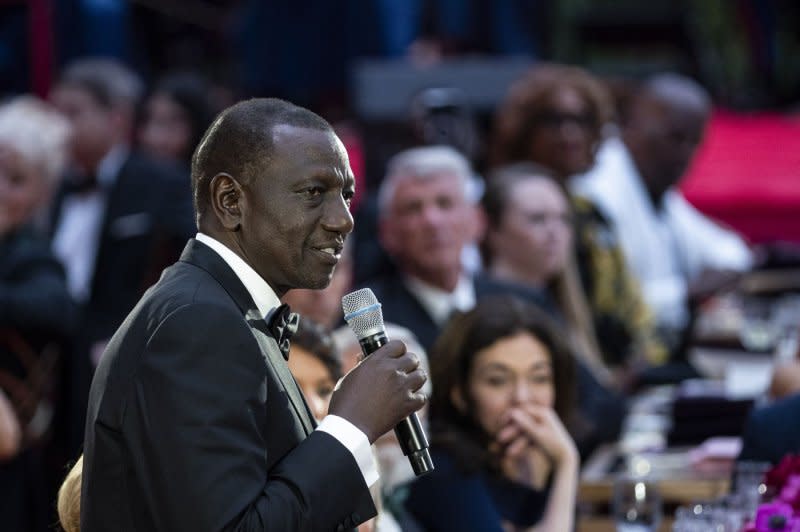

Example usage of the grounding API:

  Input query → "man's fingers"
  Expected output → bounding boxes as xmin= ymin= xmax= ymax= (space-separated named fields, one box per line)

xmin=382 ymin=339 xmax=407 ymax=358
xmin=396 ymin=352 xmax=420 ymax=373
xmin=405 ymin=367 xmax=427 ymax=393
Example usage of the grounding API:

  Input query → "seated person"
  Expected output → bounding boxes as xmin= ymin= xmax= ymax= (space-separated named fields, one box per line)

xmin=0 ymin=95 xmax=76 ymax=532
xmin=403 ymin=296 xmax=579 ymax=531
xmin=572 ymin=73 xmax=753 ymax=347
xmin=480 ymin=163 xmax=626 ymax=458
xmin=738 ymin=393 xmax=800 ymax=466
xmin=287 ymin=318 xmax=343 ymax=422
xmin=491 ymin=63 xmax=668 ymax=369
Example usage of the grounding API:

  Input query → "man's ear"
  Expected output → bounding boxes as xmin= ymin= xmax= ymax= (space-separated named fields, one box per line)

xmin=209 ymin=173 xmax=243 ymax=231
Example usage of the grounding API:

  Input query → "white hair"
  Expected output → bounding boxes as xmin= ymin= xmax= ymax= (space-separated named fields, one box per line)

xmin=377 ymin=145 xmax=479 ymax=217
xmin=0 ymin=95 xmax=71 ymax=184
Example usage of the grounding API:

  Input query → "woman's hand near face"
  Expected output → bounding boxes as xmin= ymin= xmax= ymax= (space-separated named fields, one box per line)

xmin=497 ymin=404 xmax=578 ymax=469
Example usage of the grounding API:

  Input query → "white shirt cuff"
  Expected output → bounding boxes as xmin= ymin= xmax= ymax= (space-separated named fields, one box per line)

xmin=316 ymin=415 xmax=380 ymax=489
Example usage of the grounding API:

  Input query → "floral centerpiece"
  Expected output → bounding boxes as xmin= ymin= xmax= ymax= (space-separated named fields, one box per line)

xmin=744 ymin=455 xmax=800 ymax=532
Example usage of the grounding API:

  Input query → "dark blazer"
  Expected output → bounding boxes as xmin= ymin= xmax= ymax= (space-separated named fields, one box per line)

xmin=738 ymin=393 xmax=800 ymax=466
xmin=0 ymin=227 xmax=76 ymax=532
xmin=51 ymin=152 xmax=195 ymax=454
xmin=82 ymin=239 xmax=375 ymax=531
xmin=366 ymin=274 xmax=553 ymax=352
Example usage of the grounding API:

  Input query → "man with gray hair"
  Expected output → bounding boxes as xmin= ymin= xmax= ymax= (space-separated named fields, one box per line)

xmin=49 ymin=58 xmax=194 ymax=455
xmin=365 ymin=146 xmax=481 ymax=350
xmin=572 ymin=73 xmax=753 ymax=347
xmin=366 ymin=145 xmax=549 ymax=351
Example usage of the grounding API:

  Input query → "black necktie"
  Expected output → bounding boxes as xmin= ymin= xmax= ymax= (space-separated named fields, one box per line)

xmin=265 ymin=304 xmax=299 ymax=360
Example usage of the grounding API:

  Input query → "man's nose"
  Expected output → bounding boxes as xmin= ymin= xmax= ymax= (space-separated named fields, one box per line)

xmin=419 ymin=203 xmax=445 ymax=228
xmin=322 ymin=195 xmax=354 ymax=235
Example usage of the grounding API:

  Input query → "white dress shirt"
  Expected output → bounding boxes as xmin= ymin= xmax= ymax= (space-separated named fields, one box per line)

xmin=405 ymin=273 xmax=477 ymax=326
xmin=52 ymin=146 xmax=129 ymax=302
xmin=571 ymin=137 xmax=753 ymax=330
xmin=195 ymin=233 xmax=379 ymax=490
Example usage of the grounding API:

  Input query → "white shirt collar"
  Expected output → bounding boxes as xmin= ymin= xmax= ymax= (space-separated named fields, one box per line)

xmin=195 ymin=232 xmax=281 ymax=318
xmin=96 ymin=144 xmax=129 ymax=187
xmin=405 ymin=274 xmax=476 ymax=326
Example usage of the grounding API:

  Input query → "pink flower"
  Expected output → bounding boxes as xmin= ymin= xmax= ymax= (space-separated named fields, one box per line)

xmin=767 ymin=456 xmax=800 ymax=492
xmin=754 ymin=502 xmax=800 ymax=531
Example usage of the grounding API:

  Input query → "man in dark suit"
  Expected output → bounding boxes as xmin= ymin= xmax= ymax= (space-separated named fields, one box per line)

xmin=49 ymin=58 xmax=195 ymax=455
xmin=81 ymin=98 xmax=428 ymax=531
xmin=366 ymin=145 xmax=550 ymax=352
xmin=366 ymin=146 xmax=482 ymax=351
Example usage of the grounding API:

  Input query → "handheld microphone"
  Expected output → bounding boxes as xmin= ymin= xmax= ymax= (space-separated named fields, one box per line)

xmin=342 ymin=288 xmax=434 ymax=476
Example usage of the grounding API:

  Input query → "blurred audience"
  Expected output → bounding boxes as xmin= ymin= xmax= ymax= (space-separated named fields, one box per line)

xmin=403 ymin=296 xmax=579 ymax=531
xmin=492 ymin=63 xmax=668 ymax=370
xmin=573 ymin=73 xmax=754 ymax=347
xmin=48 ymin=57 xmax=194 ymax=456
xmin=0 ymin=95 xmax=76 ymax=532
xmin=480 ymin=163 xmax=625 ymax=457
xmin=137 ymin=72 xmax=216 ymax=168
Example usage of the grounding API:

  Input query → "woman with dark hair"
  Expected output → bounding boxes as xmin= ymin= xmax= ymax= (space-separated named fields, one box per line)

xmin=403 ymin=296 xmax=579 ymax=531
xmin=137 ymin=72 xmax=216 ymax=166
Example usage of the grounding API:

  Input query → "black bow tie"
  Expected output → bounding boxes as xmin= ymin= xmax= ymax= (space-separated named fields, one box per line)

xmin=266 ymin=304 xmax=299 ymax=360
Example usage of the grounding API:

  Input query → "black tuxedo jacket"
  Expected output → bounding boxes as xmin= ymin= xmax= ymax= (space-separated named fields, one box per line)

xmin=82 ymin=240 xmax=375 ymax=531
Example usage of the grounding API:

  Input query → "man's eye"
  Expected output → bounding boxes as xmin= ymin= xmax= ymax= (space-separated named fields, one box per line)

xmin=343 ymin=190 xmax=354 ymax=204
xmin=305 ymin=186 xmax=324 ymax=197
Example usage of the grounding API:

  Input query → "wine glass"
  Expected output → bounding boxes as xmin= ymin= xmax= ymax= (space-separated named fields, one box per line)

xmin=613 ymin=474 xmax=662 ymax=532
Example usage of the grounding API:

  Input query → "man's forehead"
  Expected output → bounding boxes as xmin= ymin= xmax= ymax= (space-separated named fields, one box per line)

xmin=270 ymin=124 xmax=343 ymax=152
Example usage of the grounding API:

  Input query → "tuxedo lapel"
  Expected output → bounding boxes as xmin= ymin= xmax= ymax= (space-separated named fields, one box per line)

xmin=247 ymin=314 xmax=316 ymax=436
xmin=180 ymin=239 xmax=315 ymax=436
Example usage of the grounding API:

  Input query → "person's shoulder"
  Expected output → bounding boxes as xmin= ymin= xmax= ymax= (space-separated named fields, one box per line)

xmin=1 ymin=226 xmax=65 ymax=273
xmin=358 ymin=274 xmax=406 ymax=299
xmin=570 ymin=194 xmax=611 ymax=225
xmin=133 ymin=259 xmax=243 ymax=328
xmin=752 ymin=394 xmax=800 ymax=425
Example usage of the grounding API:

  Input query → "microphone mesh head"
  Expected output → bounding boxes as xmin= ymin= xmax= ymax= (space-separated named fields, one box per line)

xmin=341 ymin=288 xmax=385 ymax=340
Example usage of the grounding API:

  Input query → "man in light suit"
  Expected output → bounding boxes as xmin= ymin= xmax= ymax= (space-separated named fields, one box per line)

xmin=81 ymin=98 xmax=428 ymax=531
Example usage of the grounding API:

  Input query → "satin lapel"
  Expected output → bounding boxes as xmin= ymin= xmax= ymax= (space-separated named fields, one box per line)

xmin=181 ymin=239 xmax=315 ymax=435
xmin=247 ymin=311 xmax=316 ymax=436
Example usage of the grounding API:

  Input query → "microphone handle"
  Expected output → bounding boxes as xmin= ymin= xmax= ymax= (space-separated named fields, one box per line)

xmin=358 ymin=332 xmax=434 ymax=476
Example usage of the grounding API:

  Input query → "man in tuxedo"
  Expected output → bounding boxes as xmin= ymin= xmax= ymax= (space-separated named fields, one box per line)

xmin=81 ymin=98 xmax=428 ymax=531
xmin=49 ymin=58 xmax=195 ymax=455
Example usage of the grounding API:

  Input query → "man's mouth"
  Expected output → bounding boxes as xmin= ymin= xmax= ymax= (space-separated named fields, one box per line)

xmin=318 ymin=247 xmax=341 ymax=259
